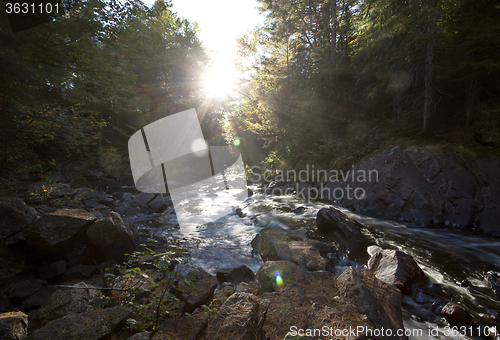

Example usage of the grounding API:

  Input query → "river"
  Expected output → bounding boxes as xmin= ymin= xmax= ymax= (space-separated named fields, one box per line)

xmin=126 ymin=189 xmax=500 ymax=340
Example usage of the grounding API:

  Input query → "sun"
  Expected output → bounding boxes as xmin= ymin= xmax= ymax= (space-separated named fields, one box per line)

xmin=202 ymin=56 xmax=236 ymax=99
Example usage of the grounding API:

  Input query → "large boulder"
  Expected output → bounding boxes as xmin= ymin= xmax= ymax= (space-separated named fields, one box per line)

xmin=440 ymin=302 xmax=472 ymax=326
xmin=30 ymin=282 xmax=98 ymax=330
xmin=27 ymin=313 xmax=109 ymax=340
xmin=367 ymin=247 xmax=429 ymax=293
xmin=86 ymin=212 xmax=138 ymax=262
xmin=181 ymin=268 xmax=218 ymax=312
xmin=217 ymin=265 xmax=254 ymax=284
xmin=205 ymin=293 xmax=269 ymax=340
xmin=8 ymin=279 xmax=47 ymax=304
xmin=0 ymin=311 xmax=28 ymax=340
xmin=251 ymin=227 xmax=329 ymax=271
xmin=255 ymin=260 xmax=304 ymax=293
xmin=316 ymin=207 xmax=362 ymax=242
xmin=24 ymin=209 xmax=96 ymax=253
xmin=337 ymin=267 xmax=407 ymax=339
xmin=0 ymin=198 xmax=37 ymax=239
xmin=152 ymin=312 xmax=209 ymax=340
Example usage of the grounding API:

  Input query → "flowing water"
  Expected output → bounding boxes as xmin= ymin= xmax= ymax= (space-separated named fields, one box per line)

xmin=127 ymin=188 xmax=500 ymax=339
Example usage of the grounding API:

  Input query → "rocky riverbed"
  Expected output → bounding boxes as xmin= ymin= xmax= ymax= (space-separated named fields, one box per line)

xmin=1 ymin=144 xmax=500 ymax=339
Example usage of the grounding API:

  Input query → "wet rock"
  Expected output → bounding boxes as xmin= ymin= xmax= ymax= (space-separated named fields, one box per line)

xmin=38 ymin=260 xmax=67 ymax=280
xmin=28 ymin=313 xmax=109 ymax=340
xmin=30 ymin=282 xmax=98 ymax=330
xmin=0 ymin=311 xmax=28 ymax=340
xmin=86 ymin=212 xmax=138 ymax=262
xmin=205 ymin=293 xmax=269 ymax=340
xmin=367 ymin=248 xmax=429 ymax=293
xmin=486 ymin=271 xmax=500 ymax=298
xmin=217 ymin=265 xmax=254 ymax=284
xmin=8 ymin=279 xmax=47 ymax=304
xmin=440 ymin=302 xmax=472 ymax=326
xmin=148 ymin=195 xmax=168 ymax=214
xmin=0 ymin=198 xmax=37 ymax=239
xmin=24 ymin=209 xmax=96 ymax=253
xmin=337 ymin=267 xmax=407 ymax=339
xmin=316 ymin=207 xmax=362 ymax=240
xmin=255 ymin=260 xmax=304 ymax=293
xmin=64 ymin=264 xmax=98 ymax=281
xmin=181 ymin=268 xmax=218 ymax=312
xmin=152 ymin=311 xmax=209 ymax=340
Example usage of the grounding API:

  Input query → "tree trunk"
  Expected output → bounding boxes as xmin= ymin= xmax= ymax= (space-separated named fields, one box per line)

xmin=422 ymin=0 xmax=436 ymax=134
xmin=331 ymin=0 xmax=337 ymax=65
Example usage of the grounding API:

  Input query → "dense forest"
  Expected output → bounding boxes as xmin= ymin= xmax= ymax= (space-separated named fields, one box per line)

xmin=0 ymin=0 xmax=499 ymax=178
xmin=232 ymin=0 xmax=500 ymax=169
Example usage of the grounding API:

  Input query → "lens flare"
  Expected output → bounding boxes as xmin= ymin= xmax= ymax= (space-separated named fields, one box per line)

xmin=275 ymin=271 xmax=283 ymax=290
xmin=234 ymin=137 xmax=240 ymax=147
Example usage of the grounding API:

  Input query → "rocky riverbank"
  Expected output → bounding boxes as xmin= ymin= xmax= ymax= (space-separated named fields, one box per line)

xmin=1 ymin=180 xmax=498 ymax=339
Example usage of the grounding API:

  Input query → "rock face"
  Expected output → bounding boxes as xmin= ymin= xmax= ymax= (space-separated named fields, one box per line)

xmin=86 ymin=212 xmax=138 ymax=261
xmin=367 ymin=248 xmax=429 ymax=293
xmin=320 ymin=145 xmax=500 ymax=236
xmin=24 ymin=209 xmax=96 ymax=253
xmin=181 ymin=268 xmax=218 ymax=312
xmin=337 ymin=267 xmax=406 ymax=339
xmin=205 ymin=293 xmax=269 ymax=340
xmin=0 ymin=198 xmax=37 ymax=239
xmin=0 ymin=311 xmax=28 ymax=340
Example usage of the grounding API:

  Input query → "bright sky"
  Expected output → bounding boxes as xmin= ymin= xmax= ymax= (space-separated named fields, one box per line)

xmin=145 ymin=0 xmax=265 ymax=97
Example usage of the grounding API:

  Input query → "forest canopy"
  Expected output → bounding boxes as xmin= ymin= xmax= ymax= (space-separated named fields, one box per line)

xmin=0 ymin=0 xmax=499 ymax=177
xmin=231 ymin=0 xmax=500 ymax=169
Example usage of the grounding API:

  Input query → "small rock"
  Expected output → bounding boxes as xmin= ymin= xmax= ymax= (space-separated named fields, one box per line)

xmin=216 ymin=265 xmax=254 ymax=284
xmin=0 ymin=311 xmax=28 ymax=340
xmin=440 ymin=302 xmax=472 ymax=326
xmin=148 ymin=195 xmax=168 ymax=214
xmin=126 ymin=331 xmax=151 ymax=340
xmin=181 ymin=268 xmax=218 ymax=312
xmin=0 ymin=198 xmax=37 ymax=238
xmin=38 ymin=260 xmax=67 ymax=280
